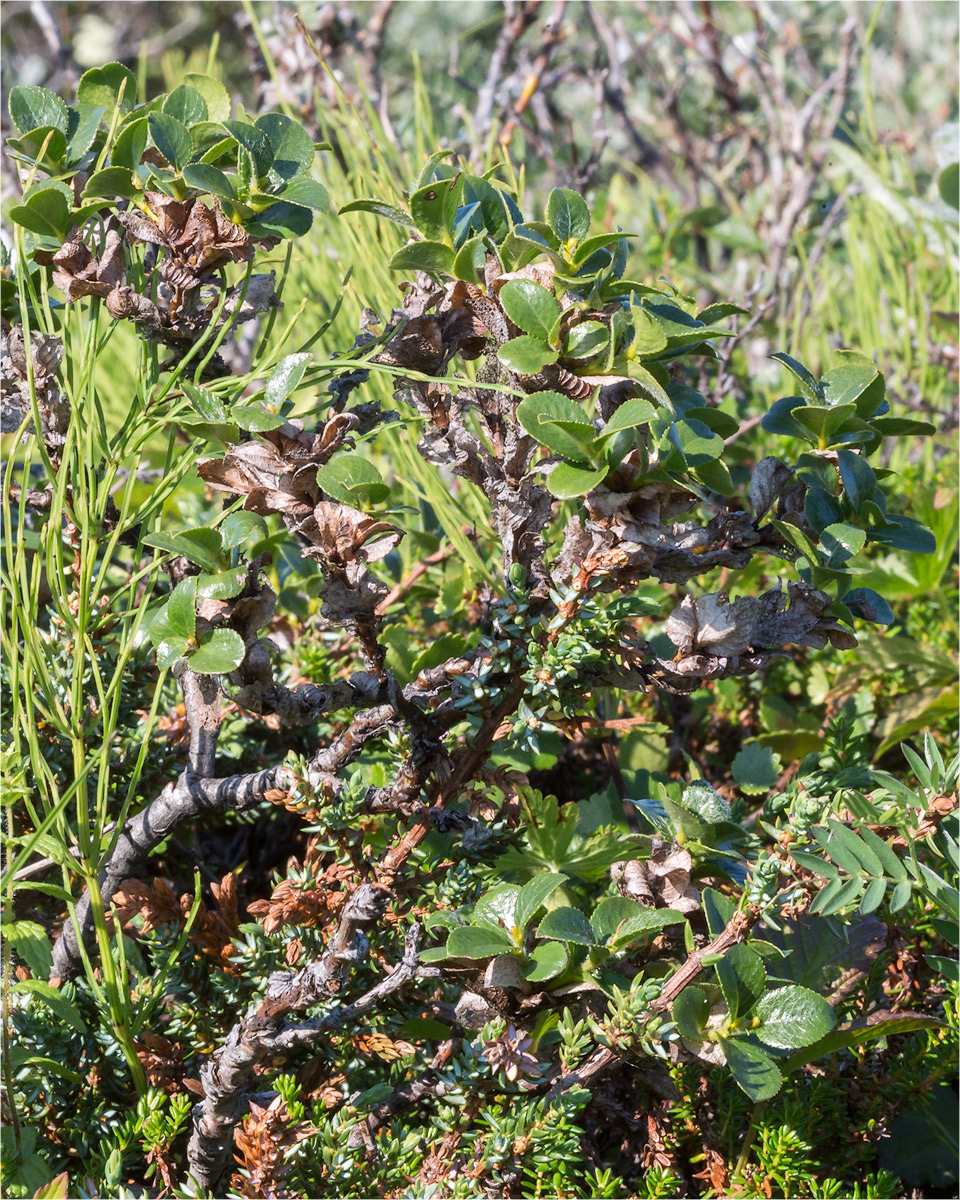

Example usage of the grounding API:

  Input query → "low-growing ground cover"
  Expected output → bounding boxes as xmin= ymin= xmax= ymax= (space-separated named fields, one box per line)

xmin=1 ymin=5 xmax=957 ymax=1198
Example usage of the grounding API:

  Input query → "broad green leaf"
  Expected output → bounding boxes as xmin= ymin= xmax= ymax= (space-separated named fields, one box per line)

xmin=498 ymin=336 xmax=558 ymax=375
xmin=148 ymin=112 xmax=192 ymax=170
xmin=820 ymin=522 xmax=866 ymax=565
xmin=280 ymin=178 xmax=330 ymax=212
xmin=65 ymin=103 xmax=105 ymax=164
xmin=837 ymin=449 xmax=876 ymax=509
xmin=752 ymin=985 xmax=835 ymax=1049
xmin=889 ymin=879 xmax=913 ymax=913
xmin=703 ymin=887 xmax=736 ymax=937
xmin=182 ymin=381 xmax=227 ymax=423
xmin=188 ymin=628 xmax=246 ymax=675
xmin=731 ymin=743 xmax=781 ymax=795
xmin=111 ymin=117 xmax=148 ymax=170
xmin=792 ymin=403 xmax=857 ymax=444
xmin=14 ymin=187 xmax=70 ymax=239
xmin=720 ymin=1038 xmax=783 ymax=1101
xmin=233 ymin=405 xmax=285 ymax=432
xmin=4 ymin=920 xmax=53 ymax=979
xmin=522 ymin=940 xmax=568 ymax=982
xmin=791 ymin=849 xmax=838 ymax=878
xmin=698 ymin=301 xmax=750 ymax=322
xmin=602 ymin=902 xmax=684 ymax=950
xmin=868 ymin=516 xmax=937 ymax=555
xmin=546 ymin=188 xmax=591 ymax=243
xmin=673 ymin=986 xmax=710 ymax=1040
xmin=473 ymin=884 xmax=521 ymax=935
xmin=315 ymin=456 xmax=390 ymax=507
xmin=692 ymin=458 xmax=735 ymax=495
xmin=82 ymin=166 xmax=140 ymax=201
xmin=683 ymin=405 xmax=739 ymax=438
xmin=13 ymin=979 xmax=87 ymax=1037
xmin=389 ymin=241 xmax=456 ymax=275
xmin=537 ymin=906 xmax=599 ymax=947
xmin=804 ymin=486 xmax=843 ymax=533
xmin=820 ymin=362 xmax=880 ymax=410
xmin=77 ymin=63 xmax=138 ymax=113
xmin=7 ymin=127 xmax=67 ymax=169
xmin=409 ymin=175 xmax=463 ymax=241
xmin=547 ymin=461 xmax=607 ymax=499
xmin=780 ymin=1011 xmax=944 ymax=1075
xmin=446 ymin=925 xmax=514 ymax=959
xmin=515 ymin=874 xmax=566 ymax=935
xmin=156 ymin=637 xmax=190 ymax=670
xmin=859 ymin=877 xmax=887 ymax=914
xmin=872 ymin=416 xmax=937 ymax=437
xmin=716 ymin=944 xmax=766 ymax=1019
xmin=499 ymin=280 xmax=561 ymax=341
xmin=163 ymin=84 xmax=207 ymax=126
xmin=220 ymin=511 xmax=268 ymax=550
xmin=166 ymin=577 xmax=198 ymax=639
xmin=600 ymin=398 xmax=657 ymax=436
xmin=9 ymin=85 xmax=69 ymax=135
xmin=223 ymin=119 xmax=274 ymax=175
xmin=517 ymin=392 xmax=596 ymax=463
xmin=563 ymin=320 xmax=609 ymax=360
xmin=266 ymin=353 xmax=312 ymax=405
xmin=182 ymin=162 xmax=237 ymax=199
xmin=184 ymin=73 xmax=231 ymax=123
xmin=197 ymin=568 xmax=246 ymax=599
xmin=246 ymin=201 xmax=314 ymax=239
xmin=338 ymin=198 xmax=417 ymax=229
xmin=256 ymin=113 xmax=316 ymax=179
xmin=626 ymin=305 xmax=668 ymax=358
xmin=669 ymin=418 xmax=724 ymax=465
xmin=762 ymin=395 xmax=809 ymax=440
xmin=770 ymin=352 xmax=821 ymax=402
xmin=625 ymin=361 xmax=672 ymax=407
xmin=143 ymin=528 xmax=224 ymax=572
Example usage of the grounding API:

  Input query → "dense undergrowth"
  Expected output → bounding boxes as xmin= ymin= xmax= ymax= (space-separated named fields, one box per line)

xmin=1 ymin=4 xmax=957 ymax=1199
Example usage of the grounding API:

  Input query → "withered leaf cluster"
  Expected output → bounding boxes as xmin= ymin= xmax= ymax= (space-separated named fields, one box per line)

xmin=39 ymin=195 xmax=281 ymax=377
xmin=0 ymin=327 xmax=68 ymax=453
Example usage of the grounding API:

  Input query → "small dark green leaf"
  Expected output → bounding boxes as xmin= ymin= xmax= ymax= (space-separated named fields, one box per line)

xmin=719 ymin=945 xmax=767 ymax=1021
xmin=156 ymin=637 xmax=190 ymax=670
xmin=65 ymin=103 xmax=105 ymax=164
xmin=804 ymin=486 xmax=843 ymax=533
xmin=719 ymin=1037 xmax=782 ymax=1102
xmin=683 ymin=405 xmax=740 ymax=438
xmin=82 ymin=166 xmax=139 ymax=201
xmin=233 ymin=406 xmax=285 ymax=432
xmin=762 ymin=395 xmax=810 ymax=440
xmin=871 ymin=416 xmax=937 ymax=437
xmin=143 ymin=528 xmax=224 ymax=572
xmin=111 ymin=117 xmax=149 ymax=170
xmin=188 ymin=629 xmax=246 ymax=675
xmin=166 ymin=577 xmax=198 ymax=639
xmin=820 ymin=522 xmax=866 ymax=565
xmin=669 ymin=418 xmax=724 ymax=465
xmin=837 ymin=449 xmax=876 ymax=509
xmin=673 ymin=986 xmax=710 ymax=1040
xmin=820 ymin=363 xmax=879 ymax=409
xmin=184 ymin=73 xmax=231 ymax=123
xmin=600 ymin=398 xmax=657 ymax=437
xmin=770 ymin=352 xmax=822 ymax=403
xmin=148 ymin=113 xmax=192 ymax=170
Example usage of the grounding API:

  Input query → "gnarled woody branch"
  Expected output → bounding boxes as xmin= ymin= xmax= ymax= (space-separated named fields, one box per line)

xmin=186 ymin=898 xmax=421 ymax=1190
